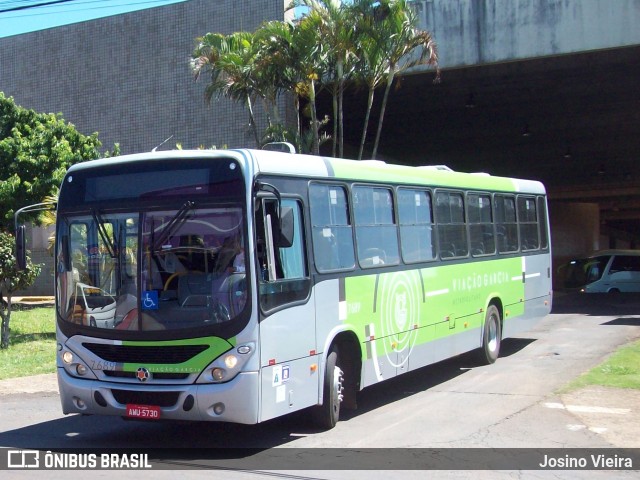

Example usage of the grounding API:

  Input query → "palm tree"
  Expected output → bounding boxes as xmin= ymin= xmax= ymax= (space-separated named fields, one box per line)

xmin=295 ymin=1 xmax=359 ymax=157
xmin=192 ymin=31 xmax=262 ymax=147
xmin=253 ymin=20 xmax=304 ymax=150
xmin=351 ymin=5 xmax=388 ymax=160
xmin=289 ymin=9 xmax=329 ymax=155
xmin=365 ymin=0 xmax=439 ymax=159
xmin=192 ymin=0 xmax=438 ymax=157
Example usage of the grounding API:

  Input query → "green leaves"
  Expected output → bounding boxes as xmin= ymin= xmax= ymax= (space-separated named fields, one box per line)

xmin=0 ymin=230 xmax=41 ymax=349
xmin=193 ymin=1 xmax=438 ymax=158
xmin=0 ymin=93 xmax=109 ymax=231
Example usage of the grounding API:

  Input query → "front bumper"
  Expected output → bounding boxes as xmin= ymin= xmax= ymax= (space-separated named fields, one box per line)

xmin=58 ymin=368 xmax=260 ymax=424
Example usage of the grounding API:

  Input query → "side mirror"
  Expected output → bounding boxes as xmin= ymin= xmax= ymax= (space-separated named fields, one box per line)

xmin=275 ymin=206 xmax=295 ymax=248
xmin=61 ymin=235 xmax=72 ymax=271
xmin=16 ymin=225 xmax=27 ymax=270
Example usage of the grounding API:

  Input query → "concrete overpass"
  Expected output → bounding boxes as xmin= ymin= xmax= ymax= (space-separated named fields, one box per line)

xmin=332 ymin=0 xmax=640 ymax=268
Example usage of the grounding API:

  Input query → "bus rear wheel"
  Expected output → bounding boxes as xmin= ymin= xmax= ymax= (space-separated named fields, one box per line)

xmin=477 ymin=305 xmax=502 ymax=365
xmin=312 ymin=348 xmax=344 ymax=430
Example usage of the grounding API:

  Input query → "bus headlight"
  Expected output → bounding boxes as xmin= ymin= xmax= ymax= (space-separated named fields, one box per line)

xmin=62 ymin=351 xmax=74 ymax=364
xmin=197 ymin=343 xmax=255 ymax=384
xmin=59 ymin=348 xmax=96 ymax=380
xmin=224 ymin=354 xmax=238 ymax=369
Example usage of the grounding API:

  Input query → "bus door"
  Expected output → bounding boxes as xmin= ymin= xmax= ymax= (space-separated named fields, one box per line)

xmin=255 ymin=194 xmax=318 ymax=421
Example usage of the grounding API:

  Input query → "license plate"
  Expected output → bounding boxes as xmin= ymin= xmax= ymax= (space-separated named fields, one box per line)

xmin=126 ymin=404 xmax=161 ymax=420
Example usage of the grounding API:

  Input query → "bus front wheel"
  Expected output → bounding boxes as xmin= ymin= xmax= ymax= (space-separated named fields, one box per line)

xmin=478 ymin=305 xmax=502 ymax=365
xmin=312 ymin=348 xmax=344 ymax=430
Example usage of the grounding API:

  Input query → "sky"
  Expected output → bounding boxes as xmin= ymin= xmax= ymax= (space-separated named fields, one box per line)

xmin=0 ymin=0 xmax=308 ymax=38
xmin=0 ymin=0 xmax=190 ymax=38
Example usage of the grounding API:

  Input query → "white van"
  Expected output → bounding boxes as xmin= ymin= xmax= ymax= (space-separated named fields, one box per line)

xmin=560 ymin=250 xmax=640 ymax=293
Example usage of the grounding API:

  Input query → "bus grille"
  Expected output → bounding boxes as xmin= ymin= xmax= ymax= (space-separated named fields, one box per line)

xmin=103 ymin=371 xmax=191 ymax=380
xmin=111 ymin=389 xmax=180 ymax=407
xmin=82 ymin=343 xmax=209 ymax=364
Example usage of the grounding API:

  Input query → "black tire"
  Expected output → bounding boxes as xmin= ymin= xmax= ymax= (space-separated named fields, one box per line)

xmin=312 ymin=348 xmax=344 ymax=430
xmin=477 ymin=305 xmax=502 ymax=365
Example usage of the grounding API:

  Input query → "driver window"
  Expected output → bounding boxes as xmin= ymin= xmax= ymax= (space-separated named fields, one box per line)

xmin=257 ymin=197 xmax=310 ymax=313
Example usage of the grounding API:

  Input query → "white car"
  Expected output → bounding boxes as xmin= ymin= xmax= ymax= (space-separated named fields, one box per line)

xmin=560 ymin=250 xmax=640 ymax=293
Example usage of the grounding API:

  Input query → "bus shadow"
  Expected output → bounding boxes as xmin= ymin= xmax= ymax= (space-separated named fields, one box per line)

xmin=0 ymin=343 xmax=538 ymax=452
xmin=337 ymin=337 xmax=535 ymax=423
xmin=552 ymin=292 xmax=640 ymax=316
xmin=500 ymin=337 xmax=536 ymax=357
xmin=0 ymin=410 xmax=303 ymax=451
xmin=601 ymin=317 xmax=640 ymax=326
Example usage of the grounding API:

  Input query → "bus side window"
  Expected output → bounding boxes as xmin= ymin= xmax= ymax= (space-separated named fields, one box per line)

xmin=467 ymin=192 xmax=495 ymax=256
xmin=353 ymin=186 xmax=399 ymax=268
xmin=398 ymin=188 xmax=436 ymax=263
xmin=517 ymin=196 xmax=539 ymax=251
xmin=435 ymin=191 xmax=468 ymax=259
xmin=609 ymin=255 xmax=640 ymax=274
xmin=257 ymin=197 xmax=310 ymax=313
xmin=537 ymin=196 xmax=549 ymax=250
xmin=494 ymin=195 xmax=519 ymax=253
xmin=309 ymin=183 xmax=355 ymax=272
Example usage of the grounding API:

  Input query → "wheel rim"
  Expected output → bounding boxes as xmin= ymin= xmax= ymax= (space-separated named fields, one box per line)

xmin=331 ymin=366 xmax=344 ymax=415
xmin=487 ymin=314 xmax=499 ymax=353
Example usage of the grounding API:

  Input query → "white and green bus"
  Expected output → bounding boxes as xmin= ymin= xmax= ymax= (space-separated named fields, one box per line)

xmin=16 ymin=148 xmax=552 ymax=428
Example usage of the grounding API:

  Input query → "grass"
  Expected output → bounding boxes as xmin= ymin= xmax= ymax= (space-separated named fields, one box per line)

xmin=563 ymin=339 xmax=640 ymax=392
xmin=0 ymin=306 xmax=56 ymax=380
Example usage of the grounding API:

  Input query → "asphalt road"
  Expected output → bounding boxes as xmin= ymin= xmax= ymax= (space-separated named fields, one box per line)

xmin=1 ymin=293 xmax=639 ymax=479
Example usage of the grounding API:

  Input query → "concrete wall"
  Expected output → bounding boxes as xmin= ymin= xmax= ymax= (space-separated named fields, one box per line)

xmin=549 ymin=201 xmax=600 ymax=288
xmin=15 ymin=224 xmax=54 ymax=297
xmin=0 ymin=0 xmax=285 ymax=155
xmin=412 ymin=0 xmax=640 ymax=68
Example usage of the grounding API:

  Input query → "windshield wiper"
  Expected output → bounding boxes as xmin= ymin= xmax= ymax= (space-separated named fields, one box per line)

xmin=92 ymin=209 xmax=116 ymax=258
xmin=152 ymin=201 xmax=195 ymax=251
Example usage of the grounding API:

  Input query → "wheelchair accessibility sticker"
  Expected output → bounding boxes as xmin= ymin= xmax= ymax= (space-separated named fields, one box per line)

xmin=142 ymin=291 xmax=159 ymax=310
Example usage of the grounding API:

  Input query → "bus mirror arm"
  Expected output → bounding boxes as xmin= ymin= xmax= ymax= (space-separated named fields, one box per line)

xmin=254 ymin=180 xmax=294 ymax=247
xmin=14 ymin=201 xmax=57 ymax=271
xmin=16 ymin=225 xmax=26 ymax=270
xmin=254 ymin=181 xmax=281 ymax=210
xmin=61 ymin=235 xmax=72 ymax=272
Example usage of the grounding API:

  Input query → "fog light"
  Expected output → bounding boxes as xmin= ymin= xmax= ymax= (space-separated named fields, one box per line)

xmin=224 ymin=354 xmax=238 ymax=369
xmin=76 ymin=364 xmax=88 ymax=376
xmin=237 ymin=345 xmax=251 ymax=354
xmin=211 ymin=368 xmax=225 ymax=381
xmin=63 ymin=351 xmax=74 ymax=364
xmin=213 ymin=402 xmax=225 ymax=415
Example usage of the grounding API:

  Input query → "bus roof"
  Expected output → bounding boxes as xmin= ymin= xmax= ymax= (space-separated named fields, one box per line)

xmin=67 ymin=149 xmax=546 ymax=195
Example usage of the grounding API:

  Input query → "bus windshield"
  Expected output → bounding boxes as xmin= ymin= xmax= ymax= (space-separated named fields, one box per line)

xmin=559 ymin=255 xmax=611 ymax=289
xmin=56 ymin=205 xmax=248 ymax=333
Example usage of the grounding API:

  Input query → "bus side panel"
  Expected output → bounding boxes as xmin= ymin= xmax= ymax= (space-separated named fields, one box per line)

xmin=503 ymin=253 xmax=552 ymax=338
xmin=258 ymin=299 xmax=319 ymax=422
xmin=344 ymin=258 xmax=527 ymax=389
xmin=312 ymin=255 xmax=549 ymax=394
xmin=259 ymin=356 xmax=320 ymax=423
xmin=312 ymin=278 xmax=344 ymax=355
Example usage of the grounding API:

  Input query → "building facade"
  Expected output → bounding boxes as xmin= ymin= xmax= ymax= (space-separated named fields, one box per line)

xmin=0 ymin=0 xmax=286 ymax=156
xmin=1 ymin=0 xmax=286 ymax=295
